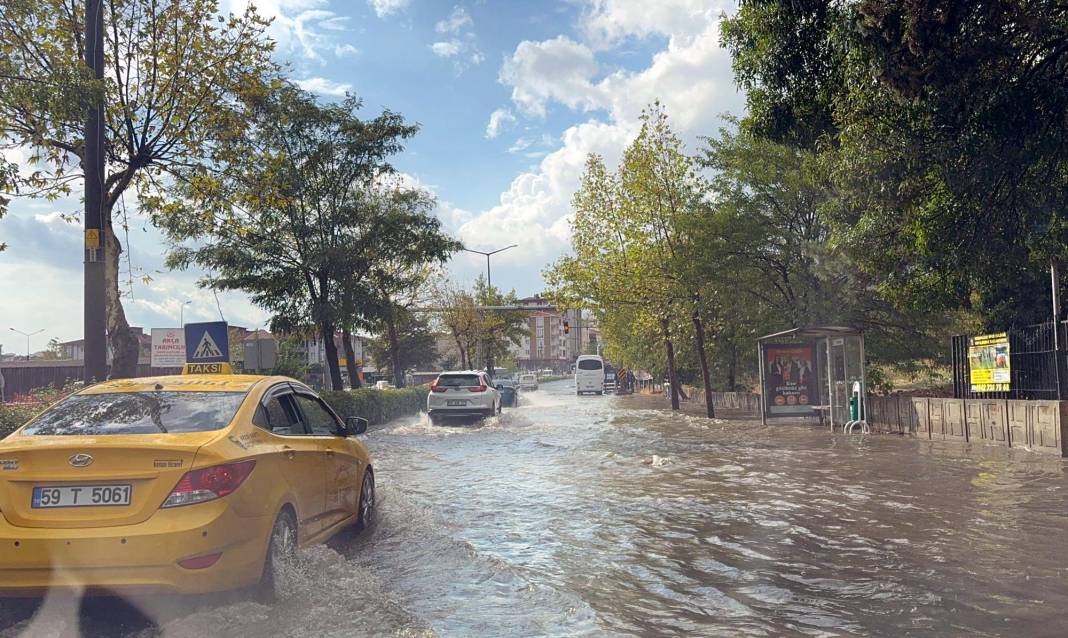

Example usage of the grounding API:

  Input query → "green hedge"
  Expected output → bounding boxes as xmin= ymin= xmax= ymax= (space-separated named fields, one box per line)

xmin=320 ymin=386 xmax=427 ymax=425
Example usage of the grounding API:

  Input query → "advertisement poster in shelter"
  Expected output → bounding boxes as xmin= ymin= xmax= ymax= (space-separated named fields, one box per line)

xmin=764 ymin=343 xmax=819 ymax=417
xmin=968 ymin=332 xmax=1011 ymax=393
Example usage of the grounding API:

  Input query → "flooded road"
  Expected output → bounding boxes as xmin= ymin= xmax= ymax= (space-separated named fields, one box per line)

xmin=5 ymin=380 xmax=1068 ymax=636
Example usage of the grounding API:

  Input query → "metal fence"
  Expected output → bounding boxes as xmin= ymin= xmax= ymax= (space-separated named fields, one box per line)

xmin=0 ymin=362 xmax=182 ymax=402
xmin=952 ymin=321 xmax=1066 ymax=400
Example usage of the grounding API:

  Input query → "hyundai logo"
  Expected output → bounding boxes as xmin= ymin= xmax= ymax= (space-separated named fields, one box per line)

xmin=68 ymin=453 xmax=94 ymax=468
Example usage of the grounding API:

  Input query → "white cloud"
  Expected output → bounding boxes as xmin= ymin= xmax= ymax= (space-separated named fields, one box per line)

xmin=485 ymin=108 xmax=516 ymax=139
xmin=435 ymin=6 xmax=473 ymax=34
xmin=368 ymin=0 xmax=409 ymax=18
xmin=431 ymin=41 xmax=462 ymax=58
xmin=334 ymin=43 xmax=359 ymax=57
xmin=224 ymin=0 xmax=351 ymax=63
xmin=294 ymin=76 xmax=352 ymax=96
xmin=499 ymin=36 xmax=601 ymax=117
xmin=580 ymin=0 xmax=731 ymax=47
xmin=461 ymin=13 xmax=743 ymax=289
xmin=457 ymin=119 xmax=634 ymax=264
xmin=429 ymin=5 xmax=483 ymax=74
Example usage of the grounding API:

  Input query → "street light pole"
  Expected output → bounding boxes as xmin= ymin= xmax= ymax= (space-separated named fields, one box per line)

xmin=462 ymin=244 xmax=517 ymax=289
xmin=10 ymin=328 xmax=44 ymax=360
xmin=462 ymin=244 xmax=518 ymax=376
xmin=179 ymin=300 xmax=192 ymax=328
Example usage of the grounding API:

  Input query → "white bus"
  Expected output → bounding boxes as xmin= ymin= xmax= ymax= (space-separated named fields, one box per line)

xmin=575 ymin=355 xmax=605 ymax=395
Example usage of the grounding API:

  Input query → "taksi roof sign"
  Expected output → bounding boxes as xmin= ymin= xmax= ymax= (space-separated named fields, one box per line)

xmin=184 ymin=321 xmax=230 ymax=363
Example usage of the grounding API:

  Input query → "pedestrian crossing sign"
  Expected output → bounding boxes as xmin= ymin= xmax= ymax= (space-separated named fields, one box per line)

xmin=184 ymin=321 xmax=230 ymax=363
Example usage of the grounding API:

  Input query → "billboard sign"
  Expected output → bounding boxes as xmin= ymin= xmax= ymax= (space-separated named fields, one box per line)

xmin=184 ymin=321 xmax=230 ymax=364
xmin=764 ymin=343 xmax=819 ymax=417
xmin=969 ymin=332 xmax=1010 ymax=393
xmin=150 ymin=328 xmax=186 ymax=367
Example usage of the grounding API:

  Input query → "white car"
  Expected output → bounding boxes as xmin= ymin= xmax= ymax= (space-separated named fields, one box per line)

xmin=518 ymin=373 xmax=539 ymax=391
xmin=427 ymin=371 xmax=502 ymax=423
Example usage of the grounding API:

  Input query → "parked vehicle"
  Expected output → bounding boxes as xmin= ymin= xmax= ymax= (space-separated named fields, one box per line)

xmin=518 ymin=373 xmax=539 ymax=391
xmin=496 ymin=379 xmax=520 ymax=407
xmin=575 ymin=355 xmax=606 ymax=395
xmin=0 ymin=369 xmax=374 ymax=598
xmin=427 ymin=371 xmax=502 ymax=424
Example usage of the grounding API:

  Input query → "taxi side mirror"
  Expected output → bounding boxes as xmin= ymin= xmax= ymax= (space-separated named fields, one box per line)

xmin=345 ymin=416 xmax=368 ymax=436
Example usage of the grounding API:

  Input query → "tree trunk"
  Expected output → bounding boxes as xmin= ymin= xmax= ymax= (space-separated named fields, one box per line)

xmin=321 ymin=319 xmax=343 ymax=391
xmin=341 ymin=329 xmax=361 ymax=389
xmin=386 ymin=313 xmax=405 ymax=388
xmin=103 ymin=220 xmax=138 ymax=378
xmin=661 ymin=317 xmax=680 ymax=411
xmin=691 ymin=304 xmax=716 ymax=418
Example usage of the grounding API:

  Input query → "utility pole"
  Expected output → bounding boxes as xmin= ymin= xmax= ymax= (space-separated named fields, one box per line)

xmin=83 ymin=0 xmax=108 ymax=382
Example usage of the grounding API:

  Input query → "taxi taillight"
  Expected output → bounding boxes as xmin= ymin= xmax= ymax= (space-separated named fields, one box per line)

xmin=161 ymin=460 xmax=256 ymax=508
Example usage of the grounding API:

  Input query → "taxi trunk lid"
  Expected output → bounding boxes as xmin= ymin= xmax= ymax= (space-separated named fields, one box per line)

xmin=0 ymin=433 xmax=217 ymax=528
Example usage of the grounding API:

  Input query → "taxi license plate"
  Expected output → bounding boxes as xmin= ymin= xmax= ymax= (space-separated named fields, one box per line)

xmin=446 ymin=400 xmax=467 ymax=406
xmin=32 ymin=485 xmax=132 ymax=508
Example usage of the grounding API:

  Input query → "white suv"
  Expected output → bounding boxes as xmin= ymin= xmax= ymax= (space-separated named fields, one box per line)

xmin=427 ymin=371 xmax=502 ymax=424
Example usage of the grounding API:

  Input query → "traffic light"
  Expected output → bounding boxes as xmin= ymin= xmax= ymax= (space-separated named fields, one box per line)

xmin=563 ymin=320 xmax=570 ymax=334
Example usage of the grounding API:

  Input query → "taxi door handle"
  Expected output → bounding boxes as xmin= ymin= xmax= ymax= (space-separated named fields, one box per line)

xmin=325 ymin=450 xmax=335 ymax=457
xmin=283 ymin=445 xmax=296 ymax=460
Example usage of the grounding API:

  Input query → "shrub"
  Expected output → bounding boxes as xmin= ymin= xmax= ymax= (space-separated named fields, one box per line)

xmin=320 ymin=386 xmax=427 ymax=425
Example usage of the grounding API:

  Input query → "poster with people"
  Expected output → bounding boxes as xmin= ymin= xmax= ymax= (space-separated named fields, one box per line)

xmin=968 ymin=332 xmax=1011 ymax=393
xmin=764 ymin=343 xmax=819 ymax=416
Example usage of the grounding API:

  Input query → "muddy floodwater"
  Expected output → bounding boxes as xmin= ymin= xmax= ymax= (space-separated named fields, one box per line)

xmin=4 ymin=380 xmax=1068 ymax=637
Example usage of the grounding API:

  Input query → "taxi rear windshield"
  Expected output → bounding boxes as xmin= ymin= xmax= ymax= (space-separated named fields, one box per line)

xmin=437 ymin=375 xmax=481 ymax=387
xmin=22 ymin=391 xmax=246 ymax=436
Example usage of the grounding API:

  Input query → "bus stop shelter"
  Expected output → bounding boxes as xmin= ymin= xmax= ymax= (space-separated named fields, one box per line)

xmin=757 ymin=326 xmax=866 ymax=430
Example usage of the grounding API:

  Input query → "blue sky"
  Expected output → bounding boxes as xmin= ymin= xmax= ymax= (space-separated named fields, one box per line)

xmin=0 ymin=0 xmax=742 ymax=355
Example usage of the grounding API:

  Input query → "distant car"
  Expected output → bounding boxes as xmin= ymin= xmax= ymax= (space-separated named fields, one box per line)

xmin=496 ymin=379 xmax=520 ymax=407
xmin=518 ymin=373 xmax=539 ymax=391
xmin=427 ymin=371 xmax=502 ymax=424
xmin=0 ymin=369 xmax=375 ymax=598
xmin=373 ymin=380 xmax=394 ymax=390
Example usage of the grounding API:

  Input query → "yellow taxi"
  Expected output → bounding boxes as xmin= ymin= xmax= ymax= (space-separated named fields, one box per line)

xmin=0 ymin=366 xmax=375 ymax=597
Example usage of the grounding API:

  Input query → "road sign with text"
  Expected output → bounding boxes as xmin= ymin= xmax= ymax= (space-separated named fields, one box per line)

xmin=150 ymin=328 xmax=186 ymax=367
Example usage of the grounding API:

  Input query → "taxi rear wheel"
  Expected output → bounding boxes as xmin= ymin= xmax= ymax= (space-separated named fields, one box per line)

xmin=256 ymin=509 xmax=298 ymax=601
xmin=356 ymin=469 xmax=375 ymax=531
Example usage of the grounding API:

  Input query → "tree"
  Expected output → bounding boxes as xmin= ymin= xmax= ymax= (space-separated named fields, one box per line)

xmin=722 ymin=0 xmax=1068 ymax=330
xmin=366 ymin=311 xmax=437 ymax=383
xmin=472 ymin=277 xmax=528 ymax=375
xmin=548 ymin=104 xmax=716 ymax=414
xmin=156 ymin=84 xmax=422 ymax=391
xmin=431 ymin=276 xmax=525 ymax=374
xmin=355 ymin=191 xmax=459 ymax=388
xmin=433 ymin=281 xmax=480 ymax=370
xmin=695 ymin=123 xmax=954 ymax=374
xmin=0 ymin=0 xmax=275 ymax=376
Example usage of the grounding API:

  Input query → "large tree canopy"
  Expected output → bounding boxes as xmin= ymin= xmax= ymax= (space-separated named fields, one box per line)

xmin=0 ymin=0 xmax=275 ymax=374
xmin=157 ymin=83 xmax=455 ymax=390
xmin=723 ymin=0 xmax=1068 ymax=330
